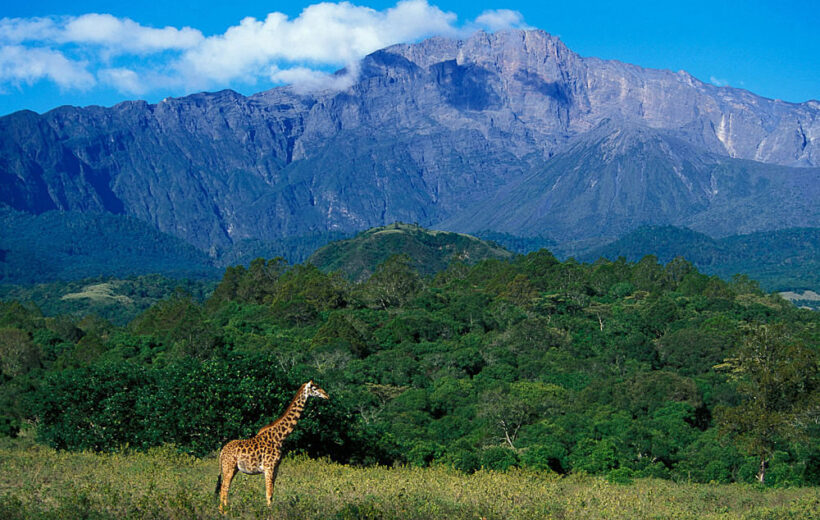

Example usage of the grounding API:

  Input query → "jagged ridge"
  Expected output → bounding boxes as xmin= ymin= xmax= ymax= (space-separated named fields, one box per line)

xmin=0 ymin=29 xmax=817 ymax=258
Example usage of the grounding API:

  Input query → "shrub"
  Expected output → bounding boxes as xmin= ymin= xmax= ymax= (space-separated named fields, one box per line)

xmin=480 ymin=446 xmax=518 ymax=471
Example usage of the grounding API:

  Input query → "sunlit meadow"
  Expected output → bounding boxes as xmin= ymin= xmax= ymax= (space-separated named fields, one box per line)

xmin=1 ymin=438 xmax=817 ymax=520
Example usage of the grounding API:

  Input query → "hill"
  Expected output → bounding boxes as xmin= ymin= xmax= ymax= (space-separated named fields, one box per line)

xmin=0 ymin=208 xmax=219 ymax=284
xmin=0 ymin=275 xmax=215 ymax=325
xmin=308 ymin=223 xmax=514 ymax=281
xmin=582 ymin=226 xmax=820 ymax=296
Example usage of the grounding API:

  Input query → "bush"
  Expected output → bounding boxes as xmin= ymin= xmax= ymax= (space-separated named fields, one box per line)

xmin=569 ymin=438 xmax=618 ymax=474
xmin=607 ymin=467 xmax=634 ymax=485
xmin=520 ymin=442 xmax=567 ymax=473
xmin=481 ymin=446 xmax=518 ymax=471
xmin=31 ymin=353 xmax=367 ymax=460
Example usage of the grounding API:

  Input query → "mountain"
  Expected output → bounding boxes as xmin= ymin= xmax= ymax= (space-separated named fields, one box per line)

xmin=441 ymin=121 xmax=820 ymax=247
xmin=0 ymin=29 xmax=818 ymax=276
xmin=308 ymin=223 xmax=514 ymax=281
xmin=582 ymin=225 xmax=820 ymax=293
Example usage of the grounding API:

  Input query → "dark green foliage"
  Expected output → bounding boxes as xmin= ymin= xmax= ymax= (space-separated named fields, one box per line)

xmin=0 ymin=328 xmax=40 ymax=378
xmin=214 ymin=232 xmax=352 ymax=268
xmin=480 ymin=446 xmax=519 ymax=470
xmin=0 ymin=208 xmax=219 ymax=284
xmin=359 ymin=255 xmax=423 ymax=309
xmin=31 ymin=353 xmax=369 ymax=460
xmin=1 ymin=245 xmax=818 ymax=486
xmin=715 ymin=324 xmax=820 ymax=484
xmin=584 ymin=225 xmax=820 ymax=296
xmin=0 ymin=275 xmax=215 ymax=325
xmin=474 ymin=231 xmax=556 ymax=255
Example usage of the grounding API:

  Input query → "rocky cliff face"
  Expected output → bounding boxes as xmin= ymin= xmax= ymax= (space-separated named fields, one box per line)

xmin=0 ymin=29 xmax=817 ymax=253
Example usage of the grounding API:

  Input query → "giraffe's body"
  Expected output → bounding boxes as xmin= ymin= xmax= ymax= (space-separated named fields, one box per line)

xmin=215 ymin=380 xmax=328 ymax=512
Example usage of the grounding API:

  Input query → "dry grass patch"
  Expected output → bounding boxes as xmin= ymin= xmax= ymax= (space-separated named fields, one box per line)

xmin=0 ymin=441 xmax=817 ymax=519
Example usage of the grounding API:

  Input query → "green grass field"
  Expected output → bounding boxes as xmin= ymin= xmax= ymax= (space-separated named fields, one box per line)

xmin=1 ymin=440 xmax=817 ymax=519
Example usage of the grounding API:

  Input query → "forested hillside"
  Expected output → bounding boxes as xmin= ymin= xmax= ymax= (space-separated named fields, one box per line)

xmin=0 ymin=209 xmax=218 ymax=284
xmin=583 ymin=226 xmax=820 ymax=295
xmin=0 ymin=275 xmax=216 ymax=325
xmin=0 ymin=207 xmax=351 ymax=285
xmin=0 ymin=250 xmax=817 ymax=486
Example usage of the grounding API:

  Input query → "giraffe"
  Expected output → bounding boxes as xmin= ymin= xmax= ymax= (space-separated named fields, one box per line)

xmin=215 ymin=380 xmax=329 ymax=512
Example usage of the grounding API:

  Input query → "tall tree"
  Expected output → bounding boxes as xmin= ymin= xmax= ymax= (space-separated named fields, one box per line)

xmin=361 ymin=255 xmax=422 ymax=309
xmin=715 ymin=324 xmax=820 ymax=484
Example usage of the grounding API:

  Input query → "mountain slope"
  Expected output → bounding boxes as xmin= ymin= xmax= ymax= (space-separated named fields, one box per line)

xmin=0 ymin=29 xmax=817 ymax=260
xmin=440 ymin=122 xmax=820 ymax=245
xmin=0 ymin=209 xmax=219 ymax=283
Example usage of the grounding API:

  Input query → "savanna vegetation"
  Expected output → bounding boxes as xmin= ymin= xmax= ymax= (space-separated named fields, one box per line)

xmin=1 ymin=438 xmax=818 ymax=519
xmin=0 ymin=238 xmax=818 ymax=517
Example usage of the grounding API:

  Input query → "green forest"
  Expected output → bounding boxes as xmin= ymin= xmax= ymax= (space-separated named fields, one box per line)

xmin=0 ymin=246 xmax=818 ymax=488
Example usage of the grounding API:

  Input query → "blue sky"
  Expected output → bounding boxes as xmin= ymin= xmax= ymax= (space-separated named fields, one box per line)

xmin=1 ymin=1 xmax=817 ymax=116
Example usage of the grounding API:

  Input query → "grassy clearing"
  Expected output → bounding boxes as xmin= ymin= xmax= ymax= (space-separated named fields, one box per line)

xmin=60 ymin=282 xmax=133 ymax=305
xmin=0 ymin=440 xmax=817 ymax=519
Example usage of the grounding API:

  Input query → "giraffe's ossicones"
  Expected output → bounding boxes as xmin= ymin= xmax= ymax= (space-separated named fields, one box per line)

xmin=215 ymin=380 xmax=329 ymax=512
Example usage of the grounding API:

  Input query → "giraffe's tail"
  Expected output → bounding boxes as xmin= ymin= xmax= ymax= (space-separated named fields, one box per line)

xmin=214 ymin=474 xmax=222 ymax=498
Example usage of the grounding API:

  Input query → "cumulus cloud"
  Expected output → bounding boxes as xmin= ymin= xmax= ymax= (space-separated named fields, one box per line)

xmin=0 ymin=45 xmax=94 ymax=89
xmin=270 ymin=65 xmax=360 ymax=94
xmin=62 ymin=14 xmax=203 ymax=54
xmin=98 ymin=67 xmax=144 ymax=94
xmin=176 ymin=0 xmax=460 ymax=86
xmin=0 ymin=1 xmax=529 ymax=96
xmin=0 ymin=17 xmax=60 ymax=44
xmin=0 ymin=14 xmax=203 ymax=53
xmin=474 ymin=9 xmax=531 ymax=32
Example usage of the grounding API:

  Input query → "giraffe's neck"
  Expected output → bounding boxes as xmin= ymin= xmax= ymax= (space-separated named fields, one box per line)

xmin=257 ymin=384 xmax=308 ymax=436
xmin=280 ymin=389 xmax=307 ymax=427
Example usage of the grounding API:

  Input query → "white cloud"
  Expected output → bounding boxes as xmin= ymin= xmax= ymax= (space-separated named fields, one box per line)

xmin=99 ymin=67 xmax=144 ymax=94
xmin=474 ymin=9 xmax=530 ymax=32
xmin=270 ymin=64 xmax=360 ymax=93
xmin=710 ymin=76 xmax=728 ymax=87
xmin=176 ymin=0 xmax=459 ymax=86
xmin=0 ymin=45 xmax=94 ymax=89
xmin=62 ymin=14 xmax=203 ymax=54
xmin=0 ymin=17 xmax=59 ymax=44
xmin=0 ymin=1 xmax=529 ymax=97
xmin=0 ymin=14 xmax=202 ymax=54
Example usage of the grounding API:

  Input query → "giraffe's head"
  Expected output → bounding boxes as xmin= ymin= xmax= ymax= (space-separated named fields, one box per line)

xmin=304 ymin=380 xmax=329 ymax=400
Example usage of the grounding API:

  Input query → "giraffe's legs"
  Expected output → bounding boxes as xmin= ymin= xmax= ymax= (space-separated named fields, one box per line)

xmin=264 ymin=468 xmax=275 ymax=506
xmin=218 ymin=464 xmax=237 ymax=514
xmin=264 ymin=459 xmax=282 ymax=507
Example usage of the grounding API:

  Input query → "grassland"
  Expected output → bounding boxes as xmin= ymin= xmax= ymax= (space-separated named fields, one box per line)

xmin=0 ymin=439 xmax=817 ymax=520
xmin=60 ymin=282 xmax=134 ymax=305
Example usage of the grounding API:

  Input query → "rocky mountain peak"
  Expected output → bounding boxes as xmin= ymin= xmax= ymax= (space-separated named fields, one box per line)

xmin=380 ymin=29 xmax=573 ymax=69
xmin=0 ymin=30 xmax=817 ymax=258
